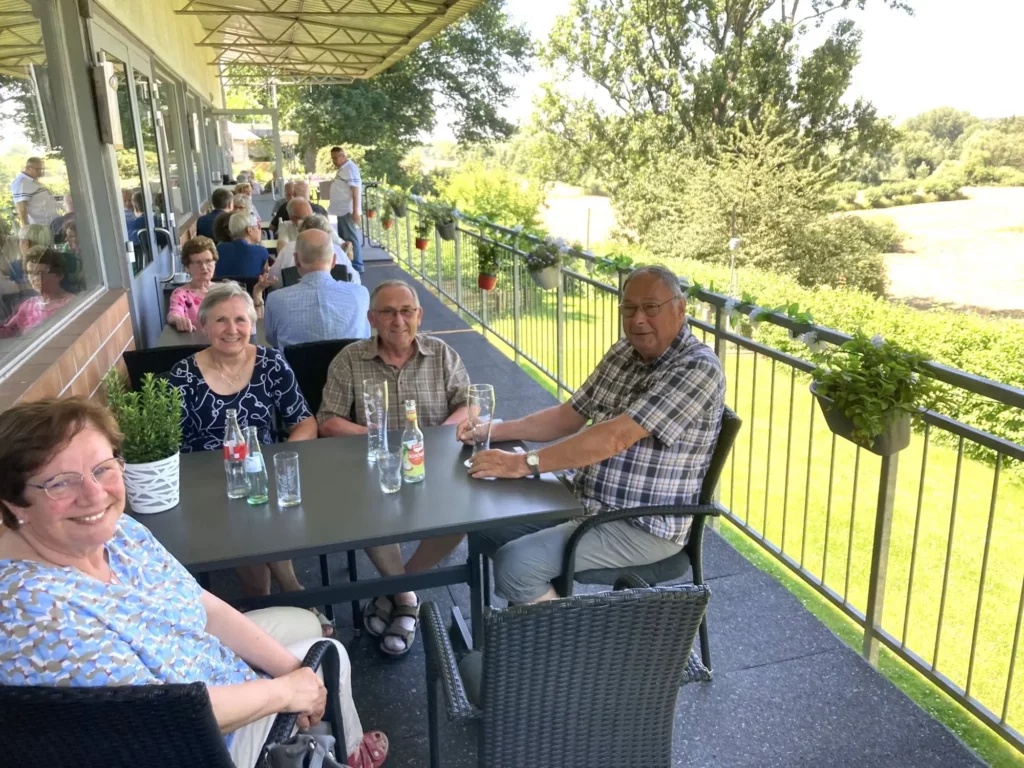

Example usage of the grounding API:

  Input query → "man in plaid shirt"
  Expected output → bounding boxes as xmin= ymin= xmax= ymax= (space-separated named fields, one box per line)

xmin=463 ymin=265 xmax=725 ymax=604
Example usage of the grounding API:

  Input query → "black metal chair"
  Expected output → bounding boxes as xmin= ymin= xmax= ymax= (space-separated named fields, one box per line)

xmin=282 ymin=338 xmax=358 ymax=414
xmin=216 ymin=275 xmax=261 ymax=295
xmin=123 ymin=345 xmax=207 ymax=390
xmin=0 ymin=640 xmax=344 ymax=768
xmin=280 ymin=264 xmax=349 ymax=288
xmin=423 ymin=582 xmax=711 ymax=768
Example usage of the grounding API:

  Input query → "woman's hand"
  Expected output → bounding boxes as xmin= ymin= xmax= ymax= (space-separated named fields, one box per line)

xmin=170 ymin=314 xmax=195 ymax=332
xmin=278 ymin=667 xmax=326 ymax=729
xmin=255 ymin=269 xmax=277 ymax=293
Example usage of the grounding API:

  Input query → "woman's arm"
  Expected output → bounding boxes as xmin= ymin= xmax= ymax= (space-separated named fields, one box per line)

xmin=288 ymin=415 xmax=318 ymax=442
xmin=208 ymin=669 xmax=325 ymax=734
xmin=201 ymin=589 xmax=300 ymax=678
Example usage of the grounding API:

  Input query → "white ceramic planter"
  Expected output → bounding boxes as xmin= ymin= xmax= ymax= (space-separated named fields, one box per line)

xmin=124 ymin=453 xmax=181 ymax=514
xmin=530 ymin=265 xmax=561 ymax=291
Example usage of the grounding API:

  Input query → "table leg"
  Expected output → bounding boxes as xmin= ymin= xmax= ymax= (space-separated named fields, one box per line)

xmin=468 ymin=535 xmax=485 ymax=649
xmin=318 ymin=554 xmax=334 ymax=622
xmin=348 ymin=550 xmax=361 ymax=636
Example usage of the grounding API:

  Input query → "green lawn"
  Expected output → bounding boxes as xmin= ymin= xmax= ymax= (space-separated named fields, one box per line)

xmin=382 ymin=239 xmax=1024 ymax=763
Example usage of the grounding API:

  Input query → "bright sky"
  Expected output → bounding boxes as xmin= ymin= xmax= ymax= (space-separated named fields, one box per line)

xmin=433 ymin=0 xmax=1024 ymax=139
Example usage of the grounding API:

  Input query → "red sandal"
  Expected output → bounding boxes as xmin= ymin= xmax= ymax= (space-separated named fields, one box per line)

xmin=348 ymin=730 xmax=388 ymax=768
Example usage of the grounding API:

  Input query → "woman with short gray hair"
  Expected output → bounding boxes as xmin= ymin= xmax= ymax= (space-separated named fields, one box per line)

xmin=167 ymin=282 xmax=332 ymax=631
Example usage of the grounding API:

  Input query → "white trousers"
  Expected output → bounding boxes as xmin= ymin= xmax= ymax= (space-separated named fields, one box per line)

xmin=227 ymin=607 xmax=363 ymax=768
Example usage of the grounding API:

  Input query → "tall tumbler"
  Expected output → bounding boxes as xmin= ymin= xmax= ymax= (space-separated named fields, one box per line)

xmin=464 ymin=384 xmax=496 ymax=468
xmin=364 ymin=378 xmax=389 ymax=464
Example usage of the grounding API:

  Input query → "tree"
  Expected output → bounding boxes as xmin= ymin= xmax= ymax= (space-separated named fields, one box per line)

xmin=903 ymin=107 xmax=979 ymax=145
xmin=535 ymin=0 xmax=911 ymax=183
xmin=228 ymin=1 xmax=531 ymax=176
xmin=438 ymin=159 xmax=545 ymax=228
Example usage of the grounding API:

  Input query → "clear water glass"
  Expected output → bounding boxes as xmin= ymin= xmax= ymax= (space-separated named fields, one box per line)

xmin=464 ymin=383 xmax=496 ymax=468
xmin=364 ymin=378 xmax=388 ymax=463
xmin=273 ymin=452 xmax=301 ymax=508
xmin=377 ymin=450 xmax=403 ymax=494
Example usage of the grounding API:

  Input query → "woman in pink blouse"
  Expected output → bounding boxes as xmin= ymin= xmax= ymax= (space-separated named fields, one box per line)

xmin=0 ymin=247 xmax=73 ymax=338
xmin=167 ymin=236 xmax=217 ymax=332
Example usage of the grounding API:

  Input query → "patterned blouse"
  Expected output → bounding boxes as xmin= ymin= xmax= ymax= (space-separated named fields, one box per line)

xmin=0 ymin=516 xmax=258 ymax=745
xmin=169 ymin=345 xmax=312 ymax=453
xmin=167 ymin=286 xmax=205 ymax=327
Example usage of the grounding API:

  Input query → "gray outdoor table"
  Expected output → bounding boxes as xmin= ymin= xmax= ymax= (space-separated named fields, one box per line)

xmin=133 ymin=425 xmax=582 ymax=644
xmin=154 ymin=319 xmax=266 ymax=348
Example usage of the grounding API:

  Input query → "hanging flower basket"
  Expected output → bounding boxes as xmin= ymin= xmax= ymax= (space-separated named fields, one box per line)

xmin=810 ymin=382 xmax=911 ymax=457
xmin=124 ymin=453 xmax=181 ymax=514
xmin=436 ymin=221 xmax=457 ymax=241
xmin=531 ymin=265 xmax=561 ymax=291
xmin=415 ymin=237 xmax=430 ymax=251
xmin=390 ymin=199 xmax=408 ymax=218
xmin=478 ymin=273 xmax=497 ymax=291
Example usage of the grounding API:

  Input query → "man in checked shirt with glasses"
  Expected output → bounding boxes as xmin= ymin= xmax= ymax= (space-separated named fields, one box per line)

xmin=461 ymin=265 xmax=725 ymax=604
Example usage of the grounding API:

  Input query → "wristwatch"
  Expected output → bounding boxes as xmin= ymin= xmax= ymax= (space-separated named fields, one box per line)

xmin=525 ymin=450 xmax=540 ymax=478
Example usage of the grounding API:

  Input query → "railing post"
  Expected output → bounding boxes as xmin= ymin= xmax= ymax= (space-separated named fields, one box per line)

xmin=454 ymin=226 xmax=463 ymax=309
xmin=405 ymin=210 xmax=412 ymax=267
xmin=863 ymin=452 xmax=899 ymax=666
xmin=512 ymin=235 xmax=522 ymax=365
xmin=556 ymin=266 xmax=566 ymax=398
xmin=617 ymin=269 xmax=628 ymax=339
xmin=435 ymin=229 xmax=443 ymax=291
xmin=709 ymin=302 xmax=729 ymax=532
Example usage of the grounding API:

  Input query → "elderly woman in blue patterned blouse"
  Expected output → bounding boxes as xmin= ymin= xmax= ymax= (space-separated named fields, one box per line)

xmin=168 ymin=281 xmax=329 ymax=630
xmin=0 ymin=398 xmax=388 ymax=768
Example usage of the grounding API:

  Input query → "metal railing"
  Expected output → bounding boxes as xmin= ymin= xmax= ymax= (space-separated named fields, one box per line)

xmin=365 ymin=188 xmax=1024 ymax=754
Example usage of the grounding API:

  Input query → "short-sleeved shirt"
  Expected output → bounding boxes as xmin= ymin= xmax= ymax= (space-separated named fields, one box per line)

xmin=568 ymin=325 xmax=725 ymax=544
xmin=318 ymin=334 xmax=469 ymax=429
xmin=215 ymin=240 xmax=269 ymax=278
xmin=0 ymin=515 xmax=258 ymax=746
xmin=11 ymin=172 xmax=57 ymax=225
xmin=328 ymin=161 xmax=362 ymax=217
xmin=169 ymin=345 xmax=312 ymax=452
xmin=272 ymin=202 xmax=327 ymax=229
xmin=264 ymin=271 xmax=371 ymax=350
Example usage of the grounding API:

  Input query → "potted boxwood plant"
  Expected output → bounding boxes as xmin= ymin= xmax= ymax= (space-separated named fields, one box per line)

xmin=809 ymin=331 xmax=940 ymax=456
xmin=381 ymin=206 xmax=394 ymax=230
xmin=415 ymin=218 xmax=431 ymax=251
xmin=476 ymin=236 xmax=503 ymax=290
xmin=104 ymin=371 xmax=183 ymax=514
xmin=526 ymin=236 xmax=565 ymax=290
xmin=387 ymin=189 xmax=408 ymax=218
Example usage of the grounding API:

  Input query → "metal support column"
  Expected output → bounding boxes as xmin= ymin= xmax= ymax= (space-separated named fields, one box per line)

xmin=863 ymin=452 xmax=899 ymax=665
xmin=454 ymin=228 xmax=463 ymax=308
xmin=512 ymin=237 xmax=522 ymax=364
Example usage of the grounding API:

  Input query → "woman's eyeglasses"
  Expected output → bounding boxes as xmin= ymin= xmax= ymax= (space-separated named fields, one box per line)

xmin=27 ymin=457 xmax=126 ymax=501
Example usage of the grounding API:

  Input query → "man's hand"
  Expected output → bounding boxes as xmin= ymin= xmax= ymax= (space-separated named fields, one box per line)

xmin=351 ymin=210 xmax=361 ymax=226
xmin=468 ymin=449 xmax=529 ymax=480
xmin=455 ymin=418 xmax=474 ymax=445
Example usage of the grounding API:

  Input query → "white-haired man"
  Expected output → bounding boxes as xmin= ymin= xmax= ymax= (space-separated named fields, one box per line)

xmin=214 ymin=212 xmax=270 ymax=278
xmin=462 ymin=265 xmax=726 ymax=604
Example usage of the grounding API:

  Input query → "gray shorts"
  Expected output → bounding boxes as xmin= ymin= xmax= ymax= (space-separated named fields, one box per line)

xmin=476 ymin=518 xmax=683 ymax=604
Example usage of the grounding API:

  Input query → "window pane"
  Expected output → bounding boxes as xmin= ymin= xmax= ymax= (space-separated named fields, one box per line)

xmin=154 ymin=74 xmax=190 ymax=221
xmin=0 ymin=5 xmax=101 ymax=371
xmin=105 ymin=54 xmax=150 ymax=277
xmin=134 ymin=69 xmax=168 ymax=263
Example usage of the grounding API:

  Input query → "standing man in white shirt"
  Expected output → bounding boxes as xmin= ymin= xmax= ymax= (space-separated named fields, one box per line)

xmin=327 ymin=146 xmax=363 ymax=273
xmin=11 ymin=158 xmax=57 ymax=227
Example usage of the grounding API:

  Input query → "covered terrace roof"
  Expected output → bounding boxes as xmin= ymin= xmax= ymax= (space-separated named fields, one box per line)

xmin=175 ymin=0 xmax=482 ymax=85
xmin=0 ymin=1 xmax=44 ymax=78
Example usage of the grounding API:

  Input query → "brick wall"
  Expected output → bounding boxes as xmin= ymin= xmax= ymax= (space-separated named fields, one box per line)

xmin=0 ymin=291 xmax=133 ymax=408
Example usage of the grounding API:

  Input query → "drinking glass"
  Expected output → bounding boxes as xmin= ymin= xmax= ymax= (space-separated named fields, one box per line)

xmin=377 ymin=449 xmax=403 ymax=494
xmin=464 ymin=384 xmax=496 ymax=468
xmin=364 ymin=378 xmax=388 ymax=463
xmin=273 ymin=452 xmax=301 ymax=508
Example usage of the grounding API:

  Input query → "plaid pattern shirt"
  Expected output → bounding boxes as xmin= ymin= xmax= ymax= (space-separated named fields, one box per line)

xmin=317 ymin=334 xmax=470 ymax=429
xmin=568 ymin=325 xmax=725 ymax=544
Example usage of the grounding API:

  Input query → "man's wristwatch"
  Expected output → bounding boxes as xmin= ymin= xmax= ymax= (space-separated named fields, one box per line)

xmin=525 ymin=450 xmax=541 ymax=478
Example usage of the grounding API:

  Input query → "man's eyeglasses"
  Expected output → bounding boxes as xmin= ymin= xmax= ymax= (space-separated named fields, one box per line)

xmin=26 ymin=457 xmax=126 ymax=501
xmin=373 ymin=307 xmax=418 ymax=320
xmin=618 ymin=297 xmax=679 ymax=318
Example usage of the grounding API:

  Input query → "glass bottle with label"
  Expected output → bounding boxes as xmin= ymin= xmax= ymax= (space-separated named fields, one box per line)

xmin=243 ymin=426 xmax=270 ymax=505
xmin=401 ymin=399 xmax=425 ymax=484
xmin=223 ymin=409 xmax=247 ymax=499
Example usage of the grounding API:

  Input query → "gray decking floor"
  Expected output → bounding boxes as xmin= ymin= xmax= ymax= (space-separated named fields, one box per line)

xmin=213 ymin=246 xmax=985 ymax=766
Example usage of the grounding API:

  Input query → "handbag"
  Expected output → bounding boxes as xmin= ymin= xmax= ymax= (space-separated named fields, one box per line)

xmin=260 ymin=641 xmax=348 ymax=768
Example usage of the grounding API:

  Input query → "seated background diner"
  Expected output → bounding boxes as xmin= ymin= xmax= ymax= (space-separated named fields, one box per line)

xmin=269 ymin=213 xmax=360 ymax=286
xmin=0 ymin=398 xmax=388 ymax=768
xmin=167 ymin=236 xmax=217 ymax=333
xmin=233 ymin=192 xmax=261 ymax=230
xmin=274 ymin=197 xmax=309 ymax=247
xmin=0 ymin=247 xmax=74 ymax=339
xmin=49 ymin=192 xmax=75 ymax=245
xmin=215 ymin=213 xmax=269 ymax=279
xmin=198 ymin=188 xmax=233 ymax=240
xmin=1 ymin=223 xmax=53 ymax=299
xmin=167 ymin=283 xmax=329 ymax=629
xmin=271 ymin=180 xmax=326 ymax=232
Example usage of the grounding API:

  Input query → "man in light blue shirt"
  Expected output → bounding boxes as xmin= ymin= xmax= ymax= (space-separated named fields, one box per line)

xmin=264 ymin=229 xmax=371 ymax=350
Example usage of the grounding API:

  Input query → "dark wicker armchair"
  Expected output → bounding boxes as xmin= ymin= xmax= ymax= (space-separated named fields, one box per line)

xmin=423 ymin=582 xmax=711 ymax=768
xmin=0 ymin=640 xmax=345 ymax=768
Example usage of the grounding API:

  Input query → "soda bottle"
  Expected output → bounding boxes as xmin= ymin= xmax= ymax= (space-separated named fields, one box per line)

xmin=243 ymin=426 xmax=270 ymax=505
xmin=223 ymin=409 xmax=247 ymax=499
xmin=401 ymin=399 xmax=425 ymax=484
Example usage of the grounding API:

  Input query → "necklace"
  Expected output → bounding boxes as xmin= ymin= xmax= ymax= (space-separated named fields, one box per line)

xmin=212 ymin=351 xmax=249 ymax=386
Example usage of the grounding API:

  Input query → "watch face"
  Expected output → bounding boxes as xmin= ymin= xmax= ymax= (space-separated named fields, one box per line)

xmin=526 ymin=453 xmax=539 ymax=467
